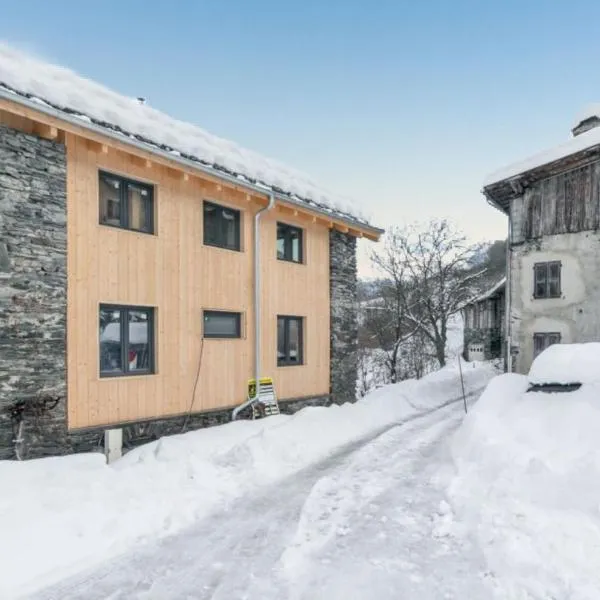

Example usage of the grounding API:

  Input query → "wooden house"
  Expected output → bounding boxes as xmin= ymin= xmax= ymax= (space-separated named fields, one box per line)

xmin=462 ymin=278 xmax=505 ymax=362
xmin=0 ymin=45 xmax=382 ymax=460
xmin=483 ymin=106 xmax=600 ymax=374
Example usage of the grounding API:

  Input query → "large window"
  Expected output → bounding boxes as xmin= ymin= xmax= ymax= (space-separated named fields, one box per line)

xmin=277 ymin=222 xmax=303 ymax=263
xmin=99 ymin=172 xmax=154 ymax=234
xmin=203 ymin=201 xmax=241 ymax=251
xmin=277 ymin=316 xmax=303 ymax=366
xmin=203 ymin=310 xmax=242 ymax=338
xmin=534 ymin=261 xmax=561 ymax=298
xmin=533 ymin=332 xmax=561 ymax=358
xmin=99 ymin=305 xmax=155 ymax=376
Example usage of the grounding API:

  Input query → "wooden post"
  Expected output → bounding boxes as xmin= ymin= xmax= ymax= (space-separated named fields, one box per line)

xmin=458 ymin=356 xmax=467 ymax=413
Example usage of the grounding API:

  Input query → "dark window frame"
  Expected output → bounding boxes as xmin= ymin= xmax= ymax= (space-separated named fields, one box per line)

xmin=277 ymin=315 xmax=304 ymax=367
xmin=277 ymin=222 xmax=304 ymax=263
xmin=203 ymin=200 xmax=242 ymax=252
xmin=533 ymin=261 xmax=561 ymax=299
xmin=99 ymin=304 xmax=155 ymax=377
xmin=203 ymin=310 xmax=242 ymax=339
xmin=533 ymin=332 xmax=561 ymax=358
xmin=98 ymin=171 xmax=155 ymax=234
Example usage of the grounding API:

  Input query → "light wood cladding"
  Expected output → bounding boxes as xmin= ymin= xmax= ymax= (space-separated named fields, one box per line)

xmin=64 ymin=134 xmax=330 ymax=429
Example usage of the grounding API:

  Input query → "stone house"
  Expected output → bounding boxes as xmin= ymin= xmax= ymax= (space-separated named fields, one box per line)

xmin=462 ymin=278 xmax=505 ymax=362
xmin=483 ymin=106 xmax=600 ymax=374
xmin=0 ymin=45 xmax=382 ymax=460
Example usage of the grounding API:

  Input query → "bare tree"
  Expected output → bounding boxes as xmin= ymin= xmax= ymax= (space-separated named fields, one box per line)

xmin=371 ymin=219 xmax=483 ymax=369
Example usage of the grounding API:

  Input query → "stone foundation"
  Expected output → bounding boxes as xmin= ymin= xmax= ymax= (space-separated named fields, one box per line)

xmin=69 ymin=394 xmax=335 ymax=455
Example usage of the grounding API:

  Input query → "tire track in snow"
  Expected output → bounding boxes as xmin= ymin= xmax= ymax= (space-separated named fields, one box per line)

xmin=29 ymin=388 xmax=487 ymax=600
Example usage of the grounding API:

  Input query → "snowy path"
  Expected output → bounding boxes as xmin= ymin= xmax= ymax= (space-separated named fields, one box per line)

xmin=31 ymin=398 xmax=492 ymax=600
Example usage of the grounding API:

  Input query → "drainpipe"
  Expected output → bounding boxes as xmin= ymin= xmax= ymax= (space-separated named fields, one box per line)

xmin=505 ymin=216 xmax=513 ymax=373
xmin=232 ymin=192 xmax=275 ymax=420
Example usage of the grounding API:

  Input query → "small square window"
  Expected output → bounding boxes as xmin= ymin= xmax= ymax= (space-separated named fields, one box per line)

xmin=203 ymin=310 xmax=242 ymax=338
xmin=533 ymin=332 xmax=561 ymax=357
xmin=203 ymin=201 xmax=241 ymax=251
xmin=277 ymin=222 xmax=303 ymax=263
xmin=99 ymin=172 xmax=154 ymax=234
xmin=277 ymin=316 xmax=304 ymax=366
xmin=533 ymin=261 xmax=561 ymax=299
xmin=100 ymin=305 xmax=155 ymax=376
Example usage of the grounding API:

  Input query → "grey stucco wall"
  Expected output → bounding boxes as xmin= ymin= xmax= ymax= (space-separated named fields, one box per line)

xmin=329 ymin=230 xmax=358 ymax=403
xmin=509 ymin=230 xmax=600 ymax=374
xmin=0 ymin=124 xmax=69 ymax=459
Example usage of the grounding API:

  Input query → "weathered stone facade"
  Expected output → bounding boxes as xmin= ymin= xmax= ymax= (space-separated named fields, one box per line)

xmin=329 ymin=230 xmax=358 ymax=403
xmin=0 ymin=125 xmax=69 ymax=459
xmin=509 ymin=231 xmax=600 ymax=374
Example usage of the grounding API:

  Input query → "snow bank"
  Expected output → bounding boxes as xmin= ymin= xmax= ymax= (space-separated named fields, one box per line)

xmin=528 ymin=342 xmax=600 ymax=386
xmin=0 ymin=362 xmax=495 ymax=598
xmin=448 ymin=373 xmax=600 ymax=598
xmin=0 ymin=44 xmax=366 ymax=223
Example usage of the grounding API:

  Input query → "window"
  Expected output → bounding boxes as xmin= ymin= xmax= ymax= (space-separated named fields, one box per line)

xmin=534 ymin=261 xmax=561 ymax=298
xmin=533 ymin=332 xmax=561 ymax=358
xmin=277 ymin=222 xmax=303 ymax=263
xmin=99 ymin=305 xmax=155 ymax=376
xmin=99 ymin=172 xmax=154 ymax=233
xmin=473 ymin=304 xmax=480 ymax=329
xmin=203 ymin=201 xmax=241 ymax=251
xmin=277 ymin=316 xmax=304 ymax=366
xmin=203 ymin=310 xmax=242 ymax=338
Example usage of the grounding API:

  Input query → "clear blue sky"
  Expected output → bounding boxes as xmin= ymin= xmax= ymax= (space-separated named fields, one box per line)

xmin=4 ymin=0 xmax=600 ymax=274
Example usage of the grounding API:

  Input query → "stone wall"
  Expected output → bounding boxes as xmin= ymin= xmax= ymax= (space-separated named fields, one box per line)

xmin=0 ymin=125 xmax=69 ymax=459
xmin=329 ymin=230 xmax=358 ymax=403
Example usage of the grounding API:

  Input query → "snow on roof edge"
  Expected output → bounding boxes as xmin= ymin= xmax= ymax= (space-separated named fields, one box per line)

xmin=0 ymin=43 xmax=379 ymax=231
xmin=483 ymin=125 xmax=600 ymax=188
xmin=467 ymin=276 xmax=506 ymax=305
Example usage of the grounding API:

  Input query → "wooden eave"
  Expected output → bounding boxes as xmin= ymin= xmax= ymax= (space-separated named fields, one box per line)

xmin=484 ymin=143 xmax=600 ymax=215
xmin=0 ymin=94 xmax=383 ymax=241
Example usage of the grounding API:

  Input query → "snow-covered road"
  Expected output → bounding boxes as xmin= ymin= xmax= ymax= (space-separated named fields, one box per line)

xmin=31 ymin=398 xmax=492 ymax=600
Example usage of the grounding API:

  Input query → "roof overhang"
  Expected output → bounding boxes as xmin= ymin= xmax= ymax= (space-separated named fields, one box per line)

xmin=483 ymin=143 xmax=600 ymax=216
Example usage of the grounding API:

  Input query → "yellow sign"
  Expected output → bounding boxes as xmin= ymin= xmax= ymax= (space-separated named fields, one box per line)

xmin=248 ymin=377 xmax=273 ymax=398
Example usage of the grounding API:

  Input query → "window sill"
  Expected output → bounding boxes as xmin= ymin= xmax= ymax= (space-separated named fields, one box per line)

xmin=99 ymin=371 xmax=157 ymax=380
xmin=277 ymin=363 xmax=305 ymax=368
xmin=277 ymin=257 xmax=305 ymax=266
xmin=203 ymin=242 xmax=243 ymax=253
xmin=99 ymin=222 xmax=156 ymax=237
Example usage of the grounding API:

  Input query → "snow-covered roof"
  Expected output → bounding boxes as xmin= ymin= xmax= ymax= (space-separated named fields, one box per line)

xmin=465 ymin=277 xmax=506 ymax=307
xmin=475 ymin=277 xmax=506 ymax=303
xmin=484 ymin=126 xmax=600 ymax=188
xmin=0 ymin=44 xmax=379 ymax=232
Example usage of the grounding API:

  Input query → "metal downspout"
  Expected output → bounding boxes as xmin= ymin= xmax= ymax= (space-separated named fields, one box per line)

xmin=505 ymin=216 xmax=513 ymax=373
xmin=232 ymin=193 xmax=275 ymax=420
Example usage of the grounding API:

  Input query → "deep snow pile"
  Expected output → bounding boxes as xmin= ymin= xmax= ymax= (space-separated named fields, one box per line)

xmin=0 ymin=362 xmax=494 ymax=598
xmin=448 ymin=373 xmax=600 ymax=599
xmin=528 ymin=342 xmax=600 ymax=385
